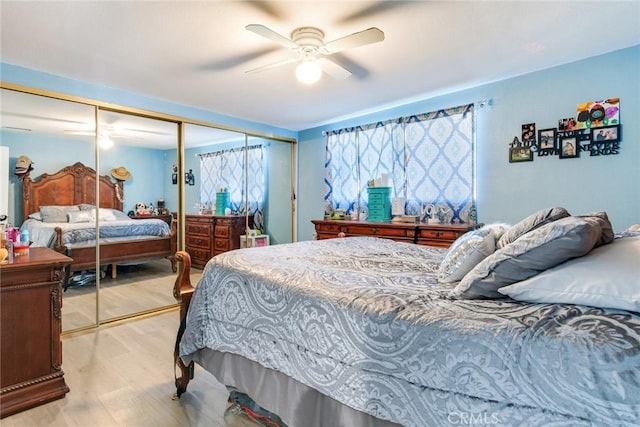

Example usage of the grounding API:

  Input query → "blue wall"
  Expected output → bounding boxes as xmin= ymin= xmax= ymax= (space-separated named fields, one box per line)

xmin=0 ymin=130 xmax=167 ymax=223
xmin=297 ymin=45 xmax=640 ymax=240
xmin=2 ymin=45 xmax=639 ymax=239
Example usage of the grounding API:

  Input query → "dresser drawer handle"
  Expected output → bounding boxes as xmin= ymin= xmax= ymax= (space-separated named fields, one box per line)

xmin=371 ymin=227 xmax=379 ymax=233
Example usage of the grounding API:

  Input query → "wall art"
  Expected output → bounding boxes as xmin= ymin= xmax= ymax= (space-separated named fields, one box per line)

xmin=536 ymin=128 xmax=556 ymax=156
xmin=559 ymin=134 xmax=579 ymax=159
xmin=508 ymin=137 xmax=533 ymax=163
xmin=575 ymin=98 xmax=619 ymax=129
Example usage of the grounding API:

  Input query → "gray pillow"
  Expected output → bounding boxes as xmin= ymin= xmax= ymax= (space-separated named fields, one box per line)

xmin=40 ymin=205 xmax=80 ymax=223
xmin=576 ymin=211 xmax=614 ymax=247
xmin=497 ymin=207 xmax=570 ymax=249
xmin=451 ymin=216 xmax=602 ymax=299
xmin=438 ymin=225 xmax=498 ymax=283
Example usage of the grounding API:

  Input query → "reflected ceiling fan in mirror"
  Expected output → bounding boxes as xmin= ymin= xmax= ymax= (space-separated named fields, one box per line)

xmin=245 ymin=24 xmax=384 ymax=84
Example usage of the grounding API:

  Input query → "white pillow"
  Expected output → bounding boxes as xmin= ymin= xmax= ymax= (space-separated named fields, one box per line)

xmin=498 ymin=236 xmax=640 ymax=313
xmin=67 ymin=210 xmax=93 ymax=223
xmin=438 ymin=226 xmax=496 ymax=283
xmin=28 ymin=212 xmax=43 ymax=221
xmin=89 ymin=208 xmax=117 ymax=222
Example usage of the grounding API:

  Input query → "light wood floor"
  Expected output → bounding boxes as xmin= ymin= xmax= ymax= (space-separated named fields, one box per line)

xmin=62 ymin=259 xmax=202 ymax=332
xmin=2 ymin=310 xmax=260 ymax=427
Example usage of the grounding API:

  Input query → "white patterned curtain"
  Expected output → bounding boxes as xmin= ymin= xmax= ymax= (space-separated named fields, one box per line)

xmin=199 ymin=145 xmax=265 ymax=230
xmin=324 ymin=104 xmax=475 ymax=223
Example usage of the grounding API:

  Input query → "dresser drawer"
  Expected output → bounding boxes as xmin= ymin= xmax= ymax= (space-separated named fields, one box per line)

xmin=186 ymin=247 xmax=211 ymax=265
xmin=214 ymin=225 xmax=230 ymax=238
xmin=315 ymin=222 xmax=344 ymax=233
xmin=186 ymin=223 xmax=212 ymax=236
xmin=187 ymin=235 xmax=211 ymax=249
xmin=417 ymin=229 xmax=461 ymax=241
xmin=214 ymin=238 xmax=231 ymax=252
xmin=347 ymin=224 xmax=410 ymax=238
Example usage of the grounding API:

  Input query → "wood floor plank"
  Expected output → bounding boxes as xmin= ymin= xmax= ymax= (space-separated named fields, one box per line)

xmin=3 ymin=310 xmax=261 ymax=427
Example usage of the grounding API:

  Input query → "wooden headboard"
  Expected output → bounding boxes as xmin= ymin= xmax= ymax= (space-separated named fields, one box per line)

xmin=22 ymin=162 xmax=124 ymax=218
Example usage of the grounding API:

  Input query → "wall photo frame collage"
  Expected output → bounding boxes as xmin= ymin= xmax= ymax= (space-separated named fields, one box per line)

xmin=509 ymin=98 xmax=621 ymax=163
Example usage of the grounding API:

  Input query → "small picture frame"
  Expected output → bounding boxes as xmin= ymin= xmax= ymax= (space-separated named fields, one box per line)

xmin=185 ymin=169 xmax=195 ymax=186
xmin=559 ymin=135 xmax=579 ymax=159
xmin=509 ymin=146 xmax=533 ymax=163
xmin=537 ymin=128 xmax=557 ymax=151
xmin=590 ymin=124 xmax=619 ymax=143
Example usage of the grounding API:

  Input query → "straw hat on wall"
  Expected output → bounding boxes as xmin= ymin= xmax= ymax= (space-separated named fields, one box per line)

xmin=111 ymin=166 xmax=131 ymax=181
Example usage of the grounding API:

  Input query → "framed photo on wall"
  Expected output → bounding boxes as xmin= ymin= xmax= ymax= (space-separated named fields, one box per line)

xmin=559 ymin=135 xmax=579 ymax=159
xmin=537 ymin=128 xmax=557 ymax=151
xmin=591 ymin=124 xmax=619 ymax=143
xmin=509 ymin=146 xmax=533 ymax=163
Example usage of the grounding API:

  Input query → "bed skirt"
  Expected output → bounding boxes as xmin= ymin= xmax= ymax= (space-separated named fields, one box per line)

xmin=190 ymin=348 xmax=402 ymax=427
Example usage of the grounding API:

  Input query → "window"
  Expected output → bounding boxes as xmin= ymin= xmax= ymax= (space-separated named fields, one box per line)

xmin=199 ymin=145 xmax=265 ymax=229
xmin=324 ymin=104 xmax=475 ymax=223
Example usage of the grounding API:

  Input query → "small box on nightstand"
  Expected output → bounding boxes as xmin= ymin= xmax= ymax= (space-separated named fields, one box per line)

xmin=240 ymin=234 xmax=270 ymax=248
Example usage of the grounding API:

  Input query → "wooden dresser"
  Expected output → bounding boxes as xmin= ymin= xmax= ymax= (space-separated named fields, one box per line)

xmin=185 ymin=214 xmax=253 ymax=269
xmin=312 ymin=219 xmax=479 ymax=248
xmin=0 ymin=247 xmax=73 ymax=418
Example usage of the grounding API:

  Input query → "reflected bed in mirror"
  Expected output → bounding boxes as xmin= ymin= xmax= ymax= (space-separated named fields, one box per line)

xmin=21 ymin=162 xmax=177 ymax=285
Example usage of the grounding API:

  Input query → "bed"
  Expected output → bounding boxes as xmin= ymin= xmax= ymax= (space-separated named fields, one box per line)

xmin=172 ymin=208 xmax=640 ymax=427
xmin=21 ymin=162 xmax=177 ymax=277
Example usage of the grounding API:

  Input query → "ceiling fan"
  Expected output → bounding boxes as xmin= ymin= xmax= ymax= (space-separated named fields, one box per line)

xmin=245 ymin=24 xmax=384 ymax=84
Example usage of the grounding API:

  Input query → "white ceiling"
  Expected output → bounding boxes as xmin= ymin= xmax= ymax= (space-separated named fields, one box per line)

xmin=1 ymin=1 xmax=639 ymax=134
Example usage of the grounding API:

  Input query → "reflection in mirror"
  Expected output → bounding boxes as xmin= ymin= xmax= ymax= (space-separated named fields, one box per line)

xmin=0 ymin=88 xmax=98 ymax=332
xmin=180 ymin=124 xmax=294 ymax=271
xmin=180 ymin=124 xmax=249 ymax=270
xmin=248 ymin=136 xmax=293 ymax=245
xmin=95 ymin=109 xmax=181 ymax=323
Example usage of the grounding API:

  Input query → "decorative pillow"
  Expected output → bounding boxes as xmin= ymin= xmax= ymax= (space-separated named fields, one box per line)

xmin=67 ymin=210 xmax=93 ymax=223
xmin=110 ymin=209 xmax=130 ymax=220
xmin=40 ymin=205 xmax=80 ymax=223
xmin=28 ymin=212 xmax=42 ymax=221
xmin=89 ymin=208 xmax=118 ymax=222
xmin=438 ymin=226 xmax=496 ymax=283
xmin=451 ymin=216 xmax=601 ymax=299
xmin=485 ymin=223 xmax=511 ymax=242
xmin=576 ymin=211 xmax=614 ymax=247
xmin=498 ymin=236 xmax=640 ymax=313
xmin=497 ymin=207 xmax=570 ymax=249
xmin=78 ymin=203 xmax=96 ymax=211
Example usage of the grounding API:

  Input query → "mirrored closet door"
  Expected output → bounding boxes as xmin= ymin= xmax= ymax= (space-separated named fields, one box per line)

xmin=0 ymin=88 xmax=98 ymax=332
xmin=95 ymin=109 xmax=179 ymax=323
xmin=1 ymin=85 xmax=297 ymax=334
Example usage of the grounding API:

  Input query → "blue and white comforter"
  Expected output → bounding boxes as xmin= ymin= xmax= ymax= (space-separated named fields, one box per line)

xmin=180 ymin=236 xmax=640 ymax=427
xmin=21 ymin=217 xmax=171 ymax=248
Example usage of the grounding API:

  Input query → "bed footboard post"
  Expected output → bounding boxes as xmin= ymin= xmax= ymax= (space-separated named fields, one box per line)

xmin=173 ymin=251 xmax=195 ymax=398
xmin=168 ymin=219 xmax=178 ymax=272
xmin=53 ymin=227 xmax=66 ymax=254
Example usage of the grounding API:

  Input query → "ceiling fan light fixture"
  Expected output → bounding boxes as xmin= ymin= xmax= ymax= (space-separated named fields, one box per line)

xmin=98 ymin=131 xmax=114 ymax=149
xmin=295 ymin=59 xmax=322 ymax=85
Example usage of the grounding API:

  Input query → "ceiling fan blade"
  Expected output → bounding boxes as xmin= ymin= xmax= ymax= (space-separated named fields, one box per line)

xmin=322 ymin=27 xmax=384 ymax=54
xmin=318 ymin=58 xmax=351 ymax=80
xmin=245 ymin=57 xmax=299 ymax=74
xmin=64 ymin=130 xmax=94 ymax=136
xmin=337 ymin=1 xmax=411 ymax=24
xmin=246 ymin=24 xmax=298 ymax=49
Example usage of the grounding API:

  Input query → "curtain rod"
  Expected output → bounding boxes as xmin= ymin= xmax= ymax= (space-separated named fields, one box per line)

xmin=321 ymin=99 xmax=492 ymax=136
